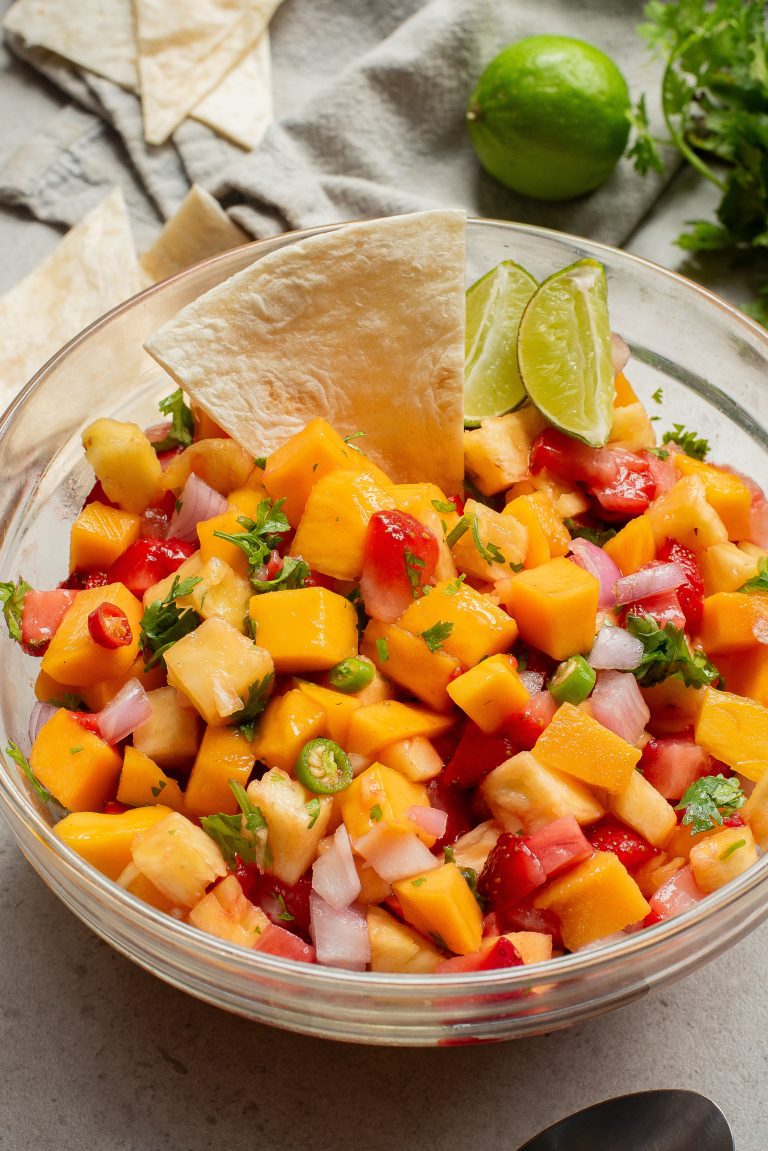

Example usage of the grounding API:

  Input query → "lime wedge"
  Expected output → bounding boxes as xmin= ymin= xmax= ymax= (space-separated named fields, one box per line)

xmin=464 ymin=260 xmax=538 ymax=427
xmin=517 ymin=258 xmax=614 ymax=447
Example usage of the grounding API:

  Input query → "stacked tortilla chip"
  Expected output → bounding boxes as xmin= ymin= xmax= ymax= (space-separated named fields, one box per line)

xmin=3 ymin=0 xmax=281 ymax=149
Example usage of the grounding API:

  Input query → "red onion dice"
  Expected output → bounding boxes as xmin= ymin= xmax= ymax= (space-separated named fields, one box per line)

xmin=28 ymin=700 xmax=59 ymax=748
xmin=309 ymin=894 xmax=371 ymax=971
xmin=589 ymin=624 xmax=644 ymax=671
xmin=615 ymin=562 xmax=686 ymax=606
xmin=311 ymin=825 xmax=361 ymax=910
xmin=354 ymin=824 xmax=440 ymax=883
xmin=590 ymin=670 xmax=650 ymax=746
xmin=569 ymin=539 xmax=621 ymax=609
xmin=167 ymin=473 xmax=228 ymax=543
xmin=97 ymin=679 xmax=152 ymax=745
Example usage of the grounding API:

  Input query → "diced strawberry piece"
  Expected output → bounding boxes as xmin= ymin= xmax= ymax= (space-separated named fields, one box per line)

xmin=587 ymin=818 xmax=658 ymax=870
xmin=107 ymin=537 xmax=196 ymax=598
xmin=20 ymin=589 xmax=77 ymax=655
xmin=623 ymin=588 xmax=686 ymax=630
xmin=657 ymin=538 xmax=705 ymax=633
xmin=70 ymin=711 xmax=102 ymax=735
xmin=140 ymin=490 xmax=177 ymax=540
xmin=496 ymin=900 xmax=563 ymax=948
xmin=255 ymin=923 xmax=317 ymax=964
xmin=530 ymin=429 xmax=656 ymax=517
xmin=426 ymin=776 xmax=474 ymax=848
xmin=435 ymin=937 xmax=523 ymax=974
xmin=359 ymin=510 xmax=439 ymax=623
xmin=525 ymin=816 xmax=593 ymax=878
xmin=59 ymin=570 xmax=109 ymax=590
xmin=640 ymin=734 xmax=710 ymax=801
xmin=257 ymin=872 xmax=313 ymax=940
xmin=478 ymin=832 xmax=546 ymax=912
xmin=441 ymin=721 xmax=517 ymax=789
xmin=648 ymin=864 xmax=705 ymax=922
xmin=482 ymin=911 xmax=504 ymax=938
xmin=502 ymin=690 xmax=557 ymax=750
xmin=103 ymin=800 xmax=130 ymax=815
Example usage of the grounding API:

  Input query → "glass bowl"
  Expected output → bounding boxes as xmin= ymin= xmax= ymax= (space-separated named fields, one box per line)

xmin=1 ymin=218 xmax=767 ymax=1047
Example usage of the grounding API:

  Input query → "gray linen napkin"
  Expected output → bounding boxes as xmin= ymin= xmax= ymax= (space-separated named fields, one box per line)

xmin=0 ymin=0 xmax=675 ymax=248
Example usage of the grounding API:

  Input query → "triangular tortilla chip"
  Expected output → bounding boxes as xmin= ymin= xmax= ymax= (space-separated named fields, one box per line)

xmin=0 ymin=189 xmax=141 ymax=408
xmin=3 ymin=0 xmax=138 ymax=89
xmin=140 ymin=184 xmax=248 ymax=282
xmin=134 ymin=0 xmax=280 ymax=146
xmin=192 ymin=29 xmax=273 ymax=151
xmin=144 ymin=210 xmax=467 ymax=494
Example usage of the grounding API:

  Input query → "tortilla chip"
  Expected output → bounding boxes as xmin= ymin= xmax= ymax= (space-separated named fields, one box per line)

xmin=0 ymin=189 xmax=141 ymax=408
xmin=192 ymin=29 xmax=273 ymax=151
xmin=140 ymin=184 xmax=248 ymax=282
xmin=144 ymin=210 xmax=467 ymax=495
xmin=3 ymin=0 xmax=138 ymax=89
xmin=134 ymin=0 xmax=281 ymax=146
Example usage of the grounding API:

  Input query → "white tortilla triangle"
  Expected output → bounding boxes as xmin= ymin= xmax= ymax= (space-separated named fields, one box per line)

xmin=144 ymin=210 xmax=467 ymax=495
xmin=140 ymin=184 xmax=248 ymax=283
xmin=0 ymin=189 xmax=141 ymax=408
xmin=191 ymin=29 xmax=273 ymax=151
xmin=3 ymin=0 xmax=138 ymax=89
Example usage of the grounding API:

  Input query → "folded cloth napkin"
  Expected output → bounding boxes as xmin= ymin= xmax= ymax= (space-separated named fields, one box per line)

xmin=0 ymin=0 xmax=676 ymax=249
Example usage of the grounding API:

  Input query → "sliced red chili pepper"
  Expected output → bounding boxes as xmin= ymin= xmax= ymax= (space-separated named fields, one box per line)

xmin=87 ymin=602 xmax=133 ymax=649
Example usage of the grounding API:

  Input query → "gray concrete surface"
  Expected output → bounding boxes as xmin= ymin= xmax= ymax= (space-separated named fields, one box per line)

xmin=1 ymin=8 xmax=767 ymax=1151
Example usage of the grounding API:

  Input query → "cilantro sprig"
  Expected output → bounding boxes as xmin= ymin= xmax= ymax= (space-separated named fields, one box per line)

xmin=200 ymin=779 xmax=269 ymax=869
xmin=661 ymin=424 xmax=710 ymax=461
xmin=0 ymin=578 xmax=30 ymax=643
xmin=213 ymin=498 xmax=305 ymax=593
xmin=139 ymin=575 xmax=202 ymax=670
xmin=6 ymin=741 xmax=66 ymax=814
xmin=626 ymin=615 xmax=720 ymax=688
xmin=675 ymin=774 xmax=745 ymax=834
xmin=420 ymin=621 xmax=454 ymax=653
xmin=564 ymin=520 xmax=618 ymax=548
xmin=403 ymin=548 xmax=428 ymax=598
xmin=231 ymin=673 xmax=275 ymax=740
xmin=153 ymin=389 xmax=194 ymax=451
xmin=470 ymin=514 xmax=506 ymax=566
xmin=739 ymin=556 xmax=768 ymax=594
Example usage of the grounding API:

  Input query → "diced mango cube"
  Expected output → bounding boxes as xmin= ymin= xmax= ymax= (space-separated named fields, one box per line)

xmin=647 ymin=475 xmax=727 ymax=550
xmin=132 ymin=686 xmax=201 ymax=769
xmin=393 ymin=862 xmax=484 ymax=955
xmin=694 ymin=687 xmax=768 ymax=782
xmin=608 ymin=769 xmax=677 ymax=848
xmin=30 ymin=709 xmax=123 ymax=811
xmin=482 ymin=751 xmax=605 ymax=833
xmin=295 ymin=680 xmax=362 ymax=744
xmin=699 ymin=592 xmax=768 ymax=654
xmin=263 ymin=418 xmax=392 ymax=527
xmin=361 ymin=620 xmax=461 ymax=712
xmin=674 ymin=454 xmax=752 ymax=540
xmin=699 ymin=542 xmax=759 ymax=595
xmin=341 ymin=762 xmax=432 ymax=843
xmin=161 ymin=438 xmax=253 ymax=496
xmin=248 ymin=586 xmax=358 ymax=674
xmin=184 ymin=725 xmax=256 ymax=816
xmin=447 ymin=654 xmax=530 ymax=733
xmin=715 ymin=647 xmax=768 ymax=708
xmin=398 ymin=578 xmax=518 ymax=669
xmin=188 ymin=875 xmax=270 ymax=948
xmin=503 ymin=557 xmax=599 ymax=660
xmin=366 ymin=905 xmax=442 ymax=973
xmin=603 ymin=514 xmax=656 ymax=575
xmin=463 ymin=408 xmax=547 ymax=496
xmin=54 ymin=805 xmax=174 ymax=879
xmin=689 ymin=826 xmax=758 ymax=893
xmin=451 ymin=499 xmax=528 ymax=581
xmin=533 ymin=702 xmax=640 ymax=794
xmin=69 ymin=501 xmax=141 ymax=572
xmin=196 ymin=508 xmax=251 ymax=576
xmin=346 ymin=701 xmax=455 ymax=761
xmin=41 ymin=582 xmax=143 ymax=686
xmin=82 ymin=418 xmax=164 ymax=513
xmin=613 ymin=371 xmax=638 ymax=406
xmin=117 ymin=745 xmax=185 ymax=811
xmin=534 ymin=852 xmax=650 ymax=950
xmin=499 ymin=931 xmax=553 ymax=965
xmin=290 ymin=469 xmax=393 ymax=580
xmin=164 ymin=616 xmax=275 ymax=727
xmin=250 ymin=688 xmax=327 ymax=775
xmin=504 ymin=491 xmax=571 ymax=564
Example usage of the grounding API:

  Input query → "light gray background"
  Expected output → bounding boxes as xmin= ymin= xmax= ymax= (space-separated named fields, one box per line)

xmin=1 ymin=11 xmax=767 ymax=1151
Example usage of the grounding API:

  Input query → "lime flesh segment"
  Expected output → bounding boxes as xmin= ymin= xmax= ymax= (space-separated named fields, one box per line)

xmin=464 ymin=259 xmax=538 ymax=427
xmin=517 ymin=258 xmax=614 ymax=447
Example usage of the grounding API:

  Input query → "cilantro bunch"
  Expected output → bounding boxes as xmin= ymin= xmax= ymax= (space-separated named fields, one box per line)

xmin=626 ymin=615 xmax=720 ymax=688
xmin=214 ymin=497 xmax=309 ymax=593
xmin=628 ymin=0 xmax=768 ymax=324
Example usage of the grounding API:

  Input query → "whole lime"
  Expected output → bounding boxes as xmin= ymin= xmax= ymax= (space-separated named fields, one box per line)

xmin=466 ymin=35 xmax=631 ymax=201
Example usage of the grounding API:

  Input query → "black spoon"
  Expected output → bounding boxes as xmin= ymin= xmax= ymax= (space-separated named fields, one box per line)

xmin=517 ymin=1089 xmax=734 ymax=1151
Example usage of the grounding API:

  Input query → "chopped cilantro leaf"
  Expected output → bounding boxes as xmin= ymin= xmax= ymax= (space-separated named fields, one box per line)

xmin=431 ymin=499 xmax=457 ymax=514
xmin=154 ymin=389 xmax=194 ymax=451
xmin=253 ymin=456 xmax=267 ymax=470
xmin=343 ymin=431 xmax=367 ymax=454
xmin=0 ymin=578 xmax=30 ymax=643
xmin=471 ymin=514 xmax=505 ymax=565
xmin=676 ymin=775 xmax=745 ymax=835
xmin=563 ymin=519 xmax=617 ymax=547
xmin=69 ymin=746 xmax=84 ymax=755
xmin=200 ymin=778 xmax=269 ymax=868
xmin=442 ymin=574 xmax=466 ymax=595
xmin=651 ymin=387 xmax=664 ymax=404
xmin=370 ymin=803 xmax=383 ymax=822
xmin=213 ymin=498 xmax=293 ymax=590
xmin=275 ymin=892 xmax=294 ymax=921
xmin=459 ymin=866 xmax=486 ymax=910
xmin=6 ymin=741 xmax=61 ymax=809
xmin=647 ymin=447 xmax=670 ymax=460
xmin=445 ymin=515 xmax=470 ymax=548
xmin=661 ymin=424 xmax=710 ymax=461
xmin=375 ymin=637 xmax=389 ymax=663
xmin=404 ymin=548 xmax=427 ymax=598
xmin=739 ymin=556 xmax=768 ymax=594
xmin=411 ymin=877 xmax=427 ymax=887
xmin=231 ymin=672 xmax=275 ymax=740
xmin=443 ymin=845 xmax=456 ymax=864
xmin=421 ymin=620 xmax=453 ymax=653
xmin=150 ymin=781 xmax=167 ymax=798
xmin=139 ymin=576 xmax=202 ymax=670
xmin=626 ymin=615 xmax=720 ymax=689
xmin=48 ymin=692 xmax=85 ymax=711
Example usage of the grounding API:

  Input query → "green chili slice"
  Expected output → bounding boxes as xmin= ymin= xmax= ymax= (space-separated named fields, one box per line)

xmin=548 ymin=654 xmax=596 ymax=706
xmin=295 ymin=738 xmax=353 ymax=795
xmin=328 ymin=657 xmax=375 ymax=694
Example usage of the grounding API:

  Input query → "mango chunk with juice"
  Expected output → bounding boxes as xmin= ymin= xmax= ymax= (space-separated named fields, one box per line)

xmin=249 ymin=688 xmax=327 ymax=776
xmin=117 ymin=746 xmax=186 ymax=811
xmin=342 ymin=762 xmax=432 ymax=843
xmin=361 ymin=619 xmax=461 ymax=712
xmin=69 ymin=501 xmax=140 ymax=571
xmin=249 ymin=586 xmax=358 ymax=674
xmin=393 ymin=862 xmax=484 ymax=955
xmin=41 ymin=582 xmax=143 ymax=686
xmin=54 ymin=805 xmax=174 ymax=879
xmin=502 ymin=557 xmax=599 ymax=661
xmin=184 ymin=725 xmax=256 ymax=816
xmin=534 ymin=851 xmax=650 ymax=950
xmin=699 ymin=592 xmax=768 ymax=654
xmin=533 ymin=702 xmax=640 ymax=794
xmin=602 ymin=513 xmax=655 ymax=575
xmin=397 ymin=578 xmax=517 ymax=668
xmin=447 ymin=654 xmax=529 ymax=733
xmin=31 ymin=709 xmax=123 ymax=811
xmin=290 ymin=469 xmax=394 ymax=581
xmin=346 ymin=700 xmax=455 ymax=761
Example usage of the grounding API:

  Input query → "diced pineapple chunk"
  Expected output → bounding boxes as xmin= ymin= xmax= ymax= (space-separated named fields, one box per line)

xmin=131 ymin=811 xmax=228 ymax=907
xmin=463 ymin=408 xmax=547 ymax=496
xmin=608 ymin=401 xmax=656 ymax=450
xmin=188 ymin=875 xmax=270 ymax=948
xmin=247 ymin=769 xmax=333 ymax=886
xmin=647 ymin=475 xmax=727 ymax=550
xmin=378 ymin=736 xmax=443 ymax=782
xmin=451 ymin=499 xmax=528 ymax=581
xmin=366 ymin=906 xmax=443 ymax=973
xmin=608 ymin=770 xmax=677 ymax=848
xmin=82 ymin=418 xmax=164 ymax=513
xmin=694 ymin=687 xmax=768 ymax=782
xmin=481 ymin=751 xmax=605 ymax=833
xmin=450 ymin=820 xmax=502 ymax=874
xmin=689 ymin=826 xmax=758 ymax=893
xmin=132 ymin=686 xmax=201 ymax=769
xmin=54 ymin=805 xmax=174 ymax=879
xmin=698 ymin=542 xmax=759 ymax=595
xmin=161 ymin=437 xmax=254 ymax=495
xmin=164 ymin=616 xmax=275 ymax=727
xmin=743 ymin=770 xmax=768 ymax=848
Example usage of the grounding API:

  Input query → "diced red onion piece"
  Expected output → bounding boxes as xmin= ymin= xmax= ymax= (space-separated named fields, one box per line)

xmin=520 ymin=669 xmax=546 ymax=695
xmin=614 ymin=562 xmax=686 ymax=606
xmin=28 ymin=701 xmax=58 ymax=747
xmin=309 ymin=893 xmax=371 ymax=971
xmin=589 ymin=624 xmax=645 ymax=671
xmin=311 ymin=825 xmax=361 ymax=910
xmin=590 ymin=670 xmax=650 ymax=746
xmin=649 ymin=865 xmax=705 ymax=921
xmin=406 ymin=805 xmax=448 ymax=840
xmin=569 ymin=539 xmax=621 ymax=609
xmin=354 ymin=824 xmax=440 ymax=883
xmin=610 ymin=332 xmax=630 ymax=376
xmin=97 ymin=679 xmax=151 ymax=745
xmin=167 ymin=473 xmax=228 ymax=543
xmin=145 ymin=421 xmax=172 ymax=444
